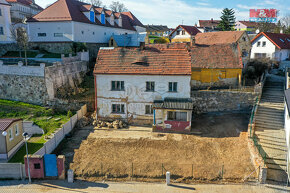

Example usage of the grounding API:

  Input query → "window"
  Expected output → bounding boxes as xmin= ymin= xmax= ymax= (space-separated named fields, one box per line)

xmin=90 ymin=10 xmax=95 ymax=22
xmin=0 ymin=8 xmax=2 ymax=16
xmin=182 ymin=30 xmax=185 ymax=35
xmin=169 ymin=82 xmax=177 ymax=92
xmin=262 ymin=41 xmax=266 ymax=47
xmin=167 ymin=111 xmax=187 ymax=121
xmin=0 ymin=27 xmax=3 ymax=35
xmin=257 ymin=41 xmax=261 ymax=47
xmin=34 ymin=163 xmax=41 ymax=169
xmin=146 ymin=81 xmax=155 ymax=92
xmin=112 ymin=104 xmax=125 ymax=114
xmin=145 ymin=105 xmax=153 ymax=115
xmin=101 ymin=13 xmax=105 ymax=24
xmin=242 ymin=49 xmax=248 ymax=57
xmin=111 ymin=81 xmax=124 ymax=91
xmin=254 ymin=53 xmax=266 ymax=59
xmin=38 ymin=33 xmax=46 ymax=37
xmin=15 ymin=124 xmax=19 ymax=136
xmin=242 ymin=37 xmax=246 ymax=41
xmin=54 ymin=33 xmax=63 ymax=37
xmin=9 ymin=129 xmax=13 ymax=140
xmin=81 ymin=31 xmax=84 ymax=34
xmin=176 ymin=31 xmax=180 ymax=35
xmin=280 ymin=38 xmax=285 ymax=43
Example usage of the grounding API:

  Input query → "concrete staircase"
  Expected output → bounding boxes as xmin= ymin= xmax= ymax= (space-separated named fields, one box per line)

xmin=254 ymin=75 xmax=288 ymax=183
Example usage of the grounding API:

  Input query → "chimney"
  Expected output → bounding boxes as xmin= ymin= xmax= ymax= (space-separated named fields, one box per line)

xmin=211 ymin=18 xmax=213 ymax=22
xmin=191 ymin=36 xmax=196 ymax=47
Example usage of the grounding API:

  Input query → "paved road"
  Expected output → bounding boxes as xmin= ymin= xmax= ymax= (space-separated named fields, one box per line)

xmin=0 ymin=180 xmax=289 ymax=193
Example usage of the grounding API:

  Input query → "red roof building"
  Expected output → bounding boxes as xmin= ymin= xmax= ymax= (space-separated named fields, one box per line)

xmin=26 ymin=0 xmax=145 ymax=43
xmin=198 ymin=19 xmax=221 ymax=28
xmin=169 ymin=25 xmax=201 ymax=43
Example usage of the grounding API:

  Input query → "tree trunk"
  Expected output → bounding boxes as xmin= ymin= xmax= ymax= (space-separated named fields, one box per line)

xmin=24 ymin=49 xmax=28 ymax=66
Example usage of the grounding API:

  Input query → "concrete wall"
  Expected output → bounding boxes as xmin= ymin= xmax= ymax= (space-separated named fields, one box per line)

xmin=0 ymin=163 xmax=26 ymax=179
xmin=0 ymin=61 xmax=45 ymax=76
xmin=96 ymin=74 xmax=191 ymax=124
xmin=191 ymin=90 xmax=259 ymax=114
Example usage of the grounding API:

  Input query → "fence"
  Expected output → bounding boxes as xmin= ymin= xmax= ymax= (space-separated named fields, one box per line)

xmin=0 ymin=163 xmax=26 ymax=179
xmin=74 ymin=162 xmax=255 ymax=182
xmin=34 ymin=105 xmax=87 ymax=156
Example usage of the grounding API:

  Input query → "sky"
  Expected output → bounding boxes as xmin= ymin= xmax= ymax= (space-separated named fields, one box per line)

xmin=35 ymin=0 xmax=290 ymax=28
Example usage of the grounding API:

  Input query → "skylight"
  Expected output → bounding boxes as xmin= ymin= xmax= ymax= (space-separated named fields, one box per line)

xmin=280 ymin=38 xmax=285 ymax=43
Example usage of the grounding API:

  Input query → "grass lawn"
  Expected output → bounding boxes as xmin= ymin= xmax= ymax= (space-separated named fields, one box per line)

xmin=0 ymin=99 xmax=70 ymax=163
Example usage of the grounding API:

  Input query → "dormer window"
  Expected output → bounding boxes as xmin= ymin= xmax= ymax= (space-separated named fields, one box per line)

xmin=101 ymin=12 xmax=105 ymax=24
xmin=90 ymin=10 xmax=95 ymax=22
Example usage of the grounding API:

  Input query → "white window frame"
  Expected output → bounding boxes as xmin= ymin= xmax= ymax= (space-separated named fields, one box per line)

xmin=145 ymin=105 xmax=153 ymax=115
xmin=9 ymin=128 xmax=13 ymax=141
xmin=15 ymin=124 xmax=19 ymax=136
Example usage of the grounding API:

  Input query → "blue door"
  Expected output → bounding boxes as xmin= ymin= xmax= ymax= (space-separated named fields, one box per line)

xmin=44 ymin=154 xmax=58 ymax=177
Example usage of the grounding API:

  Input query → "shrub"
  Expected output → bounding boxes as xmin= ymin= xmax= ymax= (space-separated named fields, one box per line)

xmin=154 ymin=37 xmax=170 ymax=44
xmin=244 ymin=59 xmax=272 ymax=80
xmin=67 ymin=110 xmax=73 ymax=118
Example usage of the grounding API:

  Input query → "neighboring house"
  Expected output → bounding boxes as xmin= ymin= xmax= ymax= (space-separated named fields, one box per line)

xmin=191 ymin=43 xmax=243 ymax=89
xmin=195 ymin=31 xmax=251 ymax=67
xmin=0 ymin=119 xmax=24 ymax=160
xmin=94 ymin=43 xmax=193 ymax=133
xmin=169 ymin=25 xmax=200 ymax=43
xmin=0 ymin=0 xmax=13 ymax=43
xmin=26 ymin=0 xmax=145 ymax=44
xmin=108 ymin=33 xmax=146 ymax=47
xmin=145 ymin=25 xmax=169 ymax=36
xmin=235 ymin=21 xmax=258 ymax=34
xmin=6 ymin=0 xmax=43 ymax=22
xmin=251 ymin=32 xmax=290 ymax=61
xmin=197 ymin=19 xmax=221 ymax=32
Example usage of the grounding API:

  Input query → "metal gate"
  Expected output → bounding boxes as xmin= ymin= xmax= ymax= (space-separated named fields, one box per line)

xmin=44 ymin=154 xmax=58 ymax=177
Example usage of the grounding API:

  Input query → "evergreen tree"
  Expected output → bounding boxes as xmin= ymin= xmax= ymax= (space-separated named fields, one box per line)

xmin=218 ymin=8 xmax=236 ymax=31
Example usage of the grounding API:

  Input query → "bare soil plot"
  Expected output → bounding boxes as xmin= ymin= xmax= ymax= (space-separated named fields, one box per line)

xmin=56 ymin=113 xmax=256 ymax=182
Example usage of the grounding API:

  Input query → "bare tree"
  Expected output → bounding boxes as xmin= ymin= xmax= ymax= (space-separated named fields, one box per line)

xmin=280 ymin=14 xmax=290 ymax=34
xmin=109 ymin=1 xmax=128 ymax=12
xmin=10 ymin=26 xmax=29 ymax=66
xmin=89 ymin=0 xmax=103 ymax=7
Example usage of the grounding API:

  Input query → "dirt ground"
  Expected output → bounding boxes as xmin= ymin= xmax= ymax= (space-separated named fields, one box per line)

xmin=56 ymin=112 xmax=256 ymax=183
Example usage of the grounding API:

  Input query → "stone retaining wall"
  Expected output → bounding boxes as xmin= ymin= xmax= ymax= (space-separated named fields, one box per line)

xmin=191 ymin=90 xmax=260 ymax=114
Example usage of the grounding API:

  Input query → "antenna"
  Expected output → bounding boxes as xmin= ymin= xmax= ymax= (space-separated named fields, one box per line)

xmin=182 ymin=20 xmax=184 ymax=25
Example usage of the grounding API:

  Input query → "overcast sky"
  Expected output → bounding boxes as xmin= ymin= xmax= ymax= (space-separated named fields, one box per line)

xmin=35 ymin=0 xmax=290 ymax=28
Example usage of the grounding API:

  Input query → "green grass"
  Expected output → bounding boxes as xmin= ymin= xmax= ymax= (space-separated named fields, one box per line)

xmin=0 ymin=99 xmax=70 ymax=163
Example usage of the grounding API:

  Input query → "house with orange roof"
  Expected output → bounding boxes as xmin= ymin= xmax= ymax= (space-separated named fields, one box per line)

xmin=195 ymin=31 xmax=251 ymax=67
xmin=26 ymin=0 xmax=145 ymax=53
xmin=6 ymin=0 xmax=42 ymax=22
xmin=94 ymin=43 xmax=193 ymax=133
xmin=169 ymin=25 xmax=201 ymax=43
xmin=0 ymin=119 xmax=24 ymax=160
xmin=250 ymin=32 xmax=290 ymax=61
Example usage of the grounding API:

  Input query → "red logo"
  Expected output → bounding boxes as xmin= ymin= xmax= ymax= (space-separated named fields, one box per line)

xmin=250 ymin=9 xmax=278 ymax=18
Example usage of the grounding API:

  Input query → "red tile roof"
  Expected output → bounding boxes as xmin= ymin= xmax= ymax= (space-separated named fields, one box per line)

xmin=170 ymin=25 xmax=201 ymax=37
xmin=27 ymin=0 xmax=143 ymax=31
xmin=94 ymin=43 xmax=192 ymax=76
xmin=191 ymin=44 xmax=243 ymax=69
xmin=199 ymin=19 xmax=221 ymax=28
xmin=7 ymin=0 xmax=42 ymax=10
xmin=251 ymin=32 xmax=290 ymax=49
xmin=0 ymin=119 xmax=22 ymax=131
xmin=195 ymin=31 xmax=246 ymax=45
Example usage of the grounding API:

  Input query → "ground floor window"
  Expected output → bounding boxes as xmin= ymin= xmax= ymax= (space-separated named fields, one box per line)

xmin=167 ymin=111 xmax=187 ymax=121
xmin=145 ymin=105 xmax=153 ymax=114
xmin=112 ymin=104 xmax=125 ymax=114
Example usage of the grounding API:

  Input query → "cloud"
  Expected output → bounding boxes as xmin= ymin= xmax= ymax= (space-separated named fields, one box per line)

xmin=236 ymin=4 xmax=258 ymax=10
xmin=196 ymin=2 xmax=210 ymax=6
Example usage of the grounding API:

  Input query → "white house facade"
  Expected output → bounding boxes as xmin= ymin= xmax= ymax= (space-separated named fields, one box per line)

xmin=27 ymin=0 xmax=145 ymax=44
xmin=251 ymin=32 xmax=290 ymax=61
xmin=6 ymin=0 xmax=42 ymax=21
xmin=94 ymin=44 xmax=193 ymax=133
xmin=0 ymin=0 xmax=12 ymax=43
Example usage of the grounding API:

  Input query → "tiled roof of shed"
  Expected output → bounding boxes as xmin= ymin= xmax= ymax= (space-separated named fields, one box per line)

xmin=191 ymin=44 xmax=243 ymax=69
xmin=0 ymin=119 xmax=22 ymax=131
xmin=94 ymin=43 xmax=192 ymax=75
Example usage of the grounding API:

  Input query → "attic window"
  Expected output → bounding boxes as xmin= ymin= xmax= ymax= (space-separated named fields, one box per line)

xmin=287 ymin=38 xmax=290 ymax=42
xmin=280 ymin=38 xmax=285 ymax=43
xmin=133 ymin=56 xmax=148 ymax=66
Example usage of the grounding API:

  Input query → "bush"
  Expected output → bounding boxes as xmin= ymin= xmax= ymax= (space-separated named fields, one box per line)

xmin=67 ymin=110 xmax=73 ymax=118
xmin=244 ymin=59 xmax=272 ymax=80
xmin=154 ymin=37 xmax=170 ymax=44
xmin=72 ymin=42 xmax=87 ymax=53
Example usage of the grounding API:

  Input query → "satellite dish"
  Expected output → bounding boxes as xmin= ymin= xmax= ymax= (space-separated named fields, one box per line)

xmin=255 ymin=29 xmax=260 ymax=34
xmin=2 ymin=131 xmax=7 ymax=137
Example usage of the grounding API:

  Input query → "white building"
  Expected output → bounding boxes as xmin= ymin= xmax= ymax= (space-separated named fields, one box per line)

xmin=6 ymin=0 xmax=43 ymax=22
xmin=169 ymin=25 xmax=200 ymax=43
xmin=251 ymin=32 xmax=290 ymax=61
xmin=26 ymin=0 xmax=145 ymax=44
xmin=0 ymin=0 xmax=13 ymax=43
xmin=94 ymin=43 xmax=193 ymax=133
